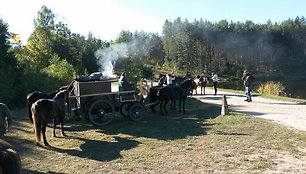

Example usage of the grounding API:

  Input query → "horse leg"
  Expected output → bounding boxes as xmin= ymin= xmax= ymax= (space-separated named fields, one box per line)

xmin=42 ymin=123 xmax=49 ymax=146
xmin=182 ymin=97 xmax=187 ymax=113
xmin=52 ymin=118 xmax=57 ymax=137
xmin=179 ymin=99 xmax=182 ymax=112
xmin=27 ymin=102 xmax=33 ymax=123
xmin=160 ymin=100 xmax=164 ymax=116
xmin=60 ymin=115 xmax=66 ymax=137
xmin=171 ymin=99 xmax=176 ymax=110
xmin=150 ymin=105 xmax=156 ymax=112
xmin=163 ymin=100 xmax=169 ymax=114
xmin=203 ymin=86 xmax=206 ymax=95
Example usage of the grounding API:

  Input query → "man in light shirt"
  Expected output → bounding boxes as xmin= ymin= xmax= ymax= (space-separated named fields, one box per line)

xmin=166 ymin=73 xmax=176 ymax=85
xmin=211 ymin=72 xmax=218 ymax=95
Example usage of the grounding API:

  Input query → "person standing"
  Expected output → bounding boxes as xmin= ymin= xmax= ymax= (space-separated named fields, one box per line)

xmin=211 ymin=72 xmax=218 ymax=95
xmin=157 ymin=74 xmax=166 ymax=86
xmin=0 ymin=102 xmax=12 ymax=138
xmin=242 ymin=70 xmax=254 ymax=102
xmin=166 ymin=72 xmax=176 ymax=85
xmin=119 ymin=71 xmax=131 ymax=90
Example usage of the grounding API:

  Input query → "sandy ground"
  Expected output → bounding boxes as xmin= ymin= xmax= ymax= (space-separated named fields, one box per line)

xmin=193 ymin=87 xmax=306 ymax=132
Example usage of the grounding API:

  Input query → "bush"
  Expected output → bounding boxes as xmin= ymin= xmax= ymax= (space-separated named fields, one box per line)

xmin=257 ymin=81 xmax=285 ymax=96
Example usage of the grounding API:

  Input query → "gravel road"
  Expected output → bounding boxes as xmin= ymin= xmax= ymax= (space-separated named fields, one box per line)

xmin=193 ymin=87 xmax=306 ymax=131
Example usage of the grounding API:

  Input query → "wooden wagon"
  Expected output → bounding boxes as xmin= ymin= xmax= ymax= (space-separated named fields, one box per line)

xmin=68 ymin=78 xmax=145 ymax=126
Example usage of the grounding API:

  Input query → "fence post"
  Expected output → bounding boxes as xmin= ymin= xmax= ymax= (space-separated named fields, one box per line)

xmin=221 ymin=95 xmax=229 ymax=116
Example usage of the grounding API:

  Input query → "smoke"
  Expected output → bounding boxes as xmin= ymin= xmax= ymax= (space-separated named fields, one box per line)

xmin=94 ymin=37 xmax=153 ymax=77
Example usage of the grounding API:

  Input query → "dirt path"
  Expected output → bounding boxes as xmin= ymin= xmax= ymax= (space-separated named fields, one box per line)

xmin=193 ymin=87 xmax=306 ymax=131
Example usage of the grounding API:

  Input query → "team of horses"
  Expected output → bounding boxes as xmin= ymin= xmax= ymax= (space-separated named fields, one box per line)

xmin=149 ymin=78 xmax=197 ymax=115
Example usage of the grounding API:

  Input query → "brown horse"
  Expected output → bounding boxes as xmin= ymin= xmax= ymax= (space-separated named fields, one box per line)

xmin=26 ymin=85 xmax=72 ymax=123
xmin=31 ymin=90 xmax=68 ymax=146
xmin=0 ymin=139 xmax=22 ymax=174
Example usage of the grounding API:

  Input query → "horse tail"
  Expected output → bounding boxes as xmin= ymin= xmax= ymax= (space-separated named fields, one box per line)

xmin=31 ymin=104 xmax=41 ymax=144
xmin=27 ymin=99 xmax=33 ymax=123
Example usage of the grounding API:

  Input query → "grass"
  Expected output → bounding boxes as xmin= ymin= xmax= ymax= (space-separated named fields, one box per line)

xmin=4 ymin=98 xmax=306 ymax=173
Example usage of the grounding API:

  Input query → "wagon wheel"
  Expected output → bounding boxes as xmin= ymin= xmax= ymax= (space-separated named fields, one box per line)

xmin=119 ymin=102 xmax=133 ymax=117
xmin=88 ymin=100 xmax=115 ymax=126
xmin=128 ymin=103 xmax=145 ymax=121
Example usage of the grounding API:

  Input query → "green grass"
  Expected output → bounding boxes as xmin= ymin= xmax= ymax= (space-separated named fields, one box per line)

xmin=5 ymin=98 xmax=306 ymax=173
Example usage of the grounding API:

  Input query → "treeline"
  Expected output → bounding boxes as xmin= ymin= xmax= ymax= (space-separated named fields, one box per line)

xmin=1 ymin=5 xmax=306 ymax=107
xmin=162 ymin=17 xmax=306 ymax=78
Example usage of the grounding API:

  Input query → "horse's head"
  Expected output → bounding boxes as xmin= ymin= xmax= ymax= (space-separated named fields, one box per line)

xmin=55 ymin=90 xmax=68 ymax=104
xmin=179 ymin=78 xmax=197 ymax=91
xmin=189 ymin=79 xmax=197 ymax=90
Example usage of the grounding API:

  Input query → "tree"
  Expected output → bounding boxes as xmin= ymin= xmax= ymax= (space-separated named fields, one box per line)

xmin=0 ymin=18 xmax=18 ymax=107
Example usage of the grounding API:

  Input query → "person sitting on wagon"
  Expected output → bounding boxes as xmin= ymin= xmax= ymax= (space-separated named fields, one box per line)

xmin=119 ymin=71 xmax=132 ymax=90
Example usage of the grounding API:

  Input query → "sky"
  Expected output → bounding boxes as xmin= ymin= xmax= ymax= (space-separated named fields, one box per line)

xmin=0 ymin=0 xmax=305 ymax=44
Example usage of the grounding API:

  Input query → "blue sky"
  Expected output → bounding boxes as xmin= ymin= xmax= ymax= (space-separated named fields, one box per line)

xmin=0 ymin=0 xmax=305 ymax=44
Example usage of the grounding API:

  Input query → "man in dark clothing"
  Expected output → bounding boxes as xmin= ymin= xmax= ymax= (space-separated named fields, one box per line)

xmin=157 ymin=74 xmax=166 ymax=86
xmin=119 ymin=71 xmax=132 ymax=90
xmin=242 ymin=70 xmax=254 ymax=102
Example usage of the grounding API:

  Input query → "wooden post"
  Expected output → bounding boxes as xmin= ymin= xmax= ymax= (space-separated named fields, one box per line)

xmin=221 ymin=95 xmax=229 ymax=115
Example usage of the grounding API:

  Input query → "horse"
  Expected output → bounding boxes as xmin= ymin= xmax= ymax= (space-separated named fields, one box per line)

xmin=31 ymin=90 xmax=68 ymax=146
xmin=0 ymin=139 xmax=22 ymax=174
xmin=194 ymin=76 xmax=210 ymax=95
xmin=27 ymin=91 xmax=58 ymax=123
xmin=26 ymin=85 xmax=73 ymax=123
xmin=149 ymin=86 xmax=164 ymax=112
xmin=149 ymin=79 xmax=196 ymax=115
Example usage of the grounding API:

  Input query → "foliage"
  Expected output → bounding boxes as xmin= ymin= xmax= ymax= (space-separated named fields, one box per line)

xmin=0 ymin=18 xmax=19 ymax=107
xmin=42 ymin=54 xmax=76 ymax=87
xmin=257 ymin=81 xmax=285 ymax=96
xmin=162 ymin=17 xmax=306 ymax=79
xmin=119 ymin=55 xmax=154 ymax=86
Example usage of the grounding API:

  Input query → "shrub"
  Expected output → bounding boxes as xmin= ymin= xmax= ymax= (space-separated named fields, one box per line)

xmin=257 ymin=81 xmax=285 ymax=96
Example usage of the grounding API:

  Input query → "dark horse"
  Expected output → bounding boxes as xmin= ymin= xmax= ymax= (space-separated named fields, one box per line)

xmin=0 ymin=139 xmax=22 ymax=174
xmin=149 ymin=79 xmax=196 ymax=115
xmin=27 ymin=91 xmax=58 ymax=123
xmin=31 ymin=90 xmax=68 ymax=146
xmin=26 ymin=85 xmax=72 ymax=123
